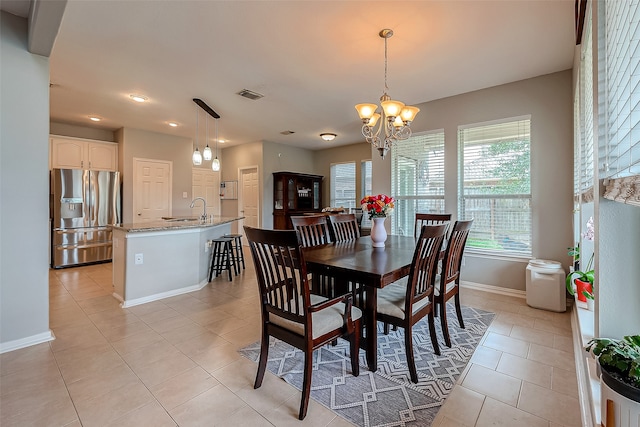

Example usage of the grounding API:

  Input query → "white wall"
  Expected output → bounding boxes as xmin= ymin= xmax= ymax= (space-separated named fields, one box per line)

xmin=0 ymin=12 xmax=52 ymax=351
xmin=371 ymin=70 xmax=574 ymax=291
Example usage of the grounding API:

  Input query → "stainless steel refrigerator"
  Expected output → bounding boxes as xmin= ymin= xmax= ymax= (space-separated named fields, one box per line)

xmin=50 ymin=168 xmax=121 ymax=268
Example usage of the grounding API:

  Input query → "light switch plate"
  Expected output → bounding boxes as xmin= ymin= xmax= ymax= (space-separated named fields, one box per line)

xmin=134 ymin=253 xmax=143 ymax=265
xmin=182 ymin=191 xmax=188 ymax=198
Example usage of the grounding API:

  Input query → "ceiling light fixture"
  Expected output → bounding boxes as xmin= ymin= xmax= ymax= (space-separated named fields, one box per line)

xmin=192 ymin=104 xmax=202 ymax=165
xmin=89 ymin=116 xmax=101 ymax=122
xmin=130 ymin=94 xmax=148 ymax=103
xmin=203 ymin=114 xmax=212 ymax=161
xmin=320 ymin=133 xmax=337 ymax=141
xmin=211 ymin=118 xmax=220 ymax=172
xmin=168 ymin=122 xmax=178 ymax=127
xmin=192 ymin=98 xmax=222 ymax=171
xmin=355 ymin=29 xmax=420 ymax=158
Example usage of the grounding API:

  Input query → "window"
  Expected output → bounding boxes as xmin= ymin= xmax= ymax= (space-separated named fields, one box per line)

xmin=391 ymin=131 xmax=445 ymax=236
xmin=330 ymin=162 xmax=356 ymax=209
xmin=458 ymin=117 xmax=532 ymax=257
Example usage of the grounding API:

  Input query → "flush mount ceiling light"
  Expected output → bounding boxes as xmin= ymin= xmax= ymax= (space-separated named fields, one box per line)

xmin=89 ymin=116 xmax=101 ymax=122
xmin=168 ymin=122 xmax=178 ymax=127
xmin=129 ymin=94 xmax=148 ymax=103
xmin=355 ymin=29 xmax=420 ymax=158
xmin=320 ymin=133 xmax=337 ymax=141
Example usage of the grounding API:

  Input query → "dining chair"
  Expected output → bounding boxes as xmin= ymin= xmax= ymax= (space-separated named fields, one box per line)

xmin=291 ymin=215 xmax=332 ymax=247
xmin=376 ymin=224 xmax=447 ymax=383
xmin=328 ymin=213 xmax=360 ymax=242
xmin=244 ymin=226 xmax=362 ymax=420
xmin=433 ymin=219 xmax=474 ymax=347
xmin=414 ymin=213 xmax=452 ymax=239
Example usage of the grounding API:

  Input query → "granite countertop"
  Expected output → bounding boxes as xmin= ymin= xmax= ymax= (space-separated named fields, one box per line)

xmin=111 ymin=216 xmax=244 ymax=233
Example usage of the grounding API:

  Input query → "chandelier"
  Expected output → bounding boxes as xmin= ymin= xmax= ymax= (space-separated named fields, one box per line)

xmin=355 ymin=29 xmax=420 ymax=158
xmin=192 ymin=98 xmax=221 ymax=171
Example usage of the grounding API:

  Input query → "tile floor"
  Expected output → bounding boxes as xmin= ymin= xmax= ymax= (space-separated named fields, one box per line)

xmin=1 ymin=253 xmax=582 ymax=426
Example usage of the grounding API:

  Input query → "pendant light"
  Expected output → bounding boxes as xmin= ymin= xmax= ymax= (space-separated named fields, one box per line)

xmin=192 ymin=105 xmax=202 ymax=165
xmin=203 ymin=113 xmax=212 ymax=161
xmin=211 ymin=117 xmax=221 ymax=171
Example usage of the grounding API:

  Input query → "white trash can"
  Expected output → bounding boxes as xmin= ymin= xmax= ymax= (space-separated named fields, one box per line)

xmin=525 ymin=259 xmax=566 ymax=312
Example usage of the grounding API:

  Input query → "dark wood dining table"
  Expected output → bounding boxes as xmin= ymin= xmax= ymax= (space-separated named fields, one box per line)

xmin=302 ymin=235 xmax=417 ymax=371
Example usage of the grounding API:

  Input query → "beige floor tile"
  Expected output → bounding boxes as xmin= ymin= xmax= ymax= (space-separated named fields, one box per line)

xmin=527 ymin=343 xmax=575 ymax=371
xmin=0 ymin=358 xmax=63 ymax=397
xmin=482 ymin=331 xmax=530 ymax=358
xmin=213 ymin=404 xmax=275 ymax=427
xmin=236 ymin=370 xmax=300 ymax=414
xmin=509 ymin=325 xmax=555 ymax=348
xmin=495 ymin=312 xmax=537 ymax=328
xmin=461 ymin=364 xmax=522 ymax=406
xmin=263 ymin=391 xmax=338 ymax=427
xmin=160 ymin=322 xmax=212 ymax=345
xmin=553 ymin=334 xmax=574 ymax=353
xmin=129 ymin=351 xmax=197 ymax=387
xmin=66 ymin=363 xmax=140 ymax=403
xmin=432 ymin=415 xmax=472 ymax=427
xmin=436 ymin=384 xmax=485 ymax=426
xmin=137 ymin=306 xmax=182 ymax=325
xmin=476 ymin=396 xmax=549 ymax=426
xmin=58 ymin=348 xmax=126 ymax=384
xmin=496 ymin=353 xmax=552 ymax=388
xmin=120 ymin=338 xmax=181 ymax=368
xmin=326 ymin=414 xmax=357 ymax=427
xmin=100 ymin=319 xmax=153 ymax=342
xmin=533 ymin=318 xmax=572 ymax=337
xmin=206 ymin=315 xmax=250 ymax=335
xmin=169 ymin=383 xmax=247 ymax=426
xmin=211 ymin=357 xmax=261 ymax=392
xmin=106 ymin=400 xmax=177 ymax=427
xmin=220 ymin=322 xmax=262 ymax=349
xmin=0 ymin=343 xmax=57 ymax=376
xmin=517 ymin=381 xmax=581 ymax=426
xmin=150 ymin=366 xmax=219 ymax=411
xmin=487 ymin=319 xmax=513 ymax=335
xmin=125 ymin=300 xmax=170 ymax=317
xmin=469 ymin=345 xmax=502 ymax=370
xmin=74 ymin=381 xmax=155 ymax=426
xmin=48 ymin=323 xmax=107 ymax=353
xmin=109 ymin=328 xmax=165 ymax=354
xmin=0 ymin=390 xmax=78 ymax=427
xmin=551 ymin=366 xmax=579 ymax=397
xmin=190 ymin=342 xmax=243 ymax=373
xmin=146 ymin=313 xmax=201 ymax=334
xmin=52 ymin=341 xmax=115 ymax=367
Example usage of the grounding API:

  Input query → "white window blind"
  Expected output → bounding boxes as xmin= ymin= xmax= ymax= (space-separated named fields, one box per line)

xmin=601 ymin=0 xmax=640 ymax=177
xmin=458 ymin=117 xmax=532 ymax=256
xmin=391 ymin=131 xmax=445 ymax=236
xmin=330 ymin=162 xmax=356 ymax=209
xmin=581 ymin=10 xmax=595 ymax=194
xmin=361 ymin=160 xmax=372 ymax=228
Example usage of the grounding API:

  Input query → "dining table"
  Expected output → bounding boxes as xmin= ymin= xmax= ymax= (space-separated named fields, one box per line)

xmin=302 ymin=234 xmax=418 ymax=371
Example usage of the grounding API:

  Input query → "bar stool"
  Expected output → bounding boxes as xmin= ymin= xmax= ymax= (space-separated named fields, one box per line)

xmin=209 ymin=237 xmax=236 ymax=281
xmin=223 ymin=233 xmax=245 ymax=271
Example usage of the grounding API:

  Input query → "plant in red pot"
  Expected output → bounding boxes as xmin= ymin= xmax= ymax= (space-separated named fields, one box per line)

xmin=566 ymin=216 xmax=594 ymax=303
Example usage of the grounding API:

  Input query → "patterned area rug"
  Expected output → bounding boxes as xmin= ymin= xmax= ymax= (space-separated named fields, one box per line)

xmin=239 ymin=305 xmax=494 ymax=426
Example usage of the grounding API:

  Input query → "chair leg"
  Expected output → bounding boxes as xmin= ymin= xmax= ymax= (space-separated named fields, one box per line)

xmin=383 ymin=322 xmax=390 ymax=335
xmin=427 ymin=310 xmax=441 ymax=356
xmin=254 ymin=331 xmax=269 ymax=389
xmin=405 ymin=325 xmax=418 ymax=383
xmin=440 ymin=300 xmax=452 ymax=348
xmin=454 ymin=292 xmax=465 ymax=329
xmin=299 ymin=349 xmax=313 ymax=420
xmin=350 ymin=319 xmax=360 ymax=377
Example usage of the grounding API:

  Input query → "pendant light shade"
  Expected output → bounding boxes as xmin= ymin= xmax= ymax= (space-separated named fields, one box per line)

xmin=211 ymin=157 xmax=220 ymax=171
xmin=203 ymin=145 xmax=212 ymax=161
xmin=192 ymin=148 xmax=202 ymax=165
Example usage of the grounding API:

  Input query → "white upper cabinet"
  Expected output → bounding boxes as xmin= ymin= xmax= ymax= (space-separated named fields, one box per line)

xmin=50 ymin=136 xmax=118 ymax=171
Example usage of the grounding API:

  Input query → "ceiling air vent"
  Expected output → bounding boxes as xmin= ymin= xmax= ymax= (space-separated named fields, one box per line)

xmin=280 ymin=130 xmax=295 ymax=135
xmin=237 ymin=89 xmax=264 ymax=100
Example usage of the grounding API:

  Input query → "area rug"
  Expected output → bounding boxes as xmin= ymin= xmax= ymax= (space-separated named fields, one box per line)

xmin=239 ymin=305 xmax=494 ymax=426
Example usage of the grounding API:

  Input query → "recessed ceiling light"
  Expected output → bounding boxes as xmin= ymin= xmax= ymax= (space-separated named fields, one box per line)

xmin=168 ymin=122 xmax=178 ymax=127
xmin=219 ymin=139 xmax=225 ymax=144
xmin=129 ymin=94 xmax=148 ymax=103
xmin=320 ymin=133 xmax=337 ymax=141
xmin=89 ymin=116 xmax=101 ymax=122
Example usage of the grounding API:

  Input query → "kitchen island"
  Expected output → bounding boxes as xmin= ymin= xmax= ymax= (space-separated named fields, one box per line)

xmin=111 ymin=216 xmax=242 ymax=307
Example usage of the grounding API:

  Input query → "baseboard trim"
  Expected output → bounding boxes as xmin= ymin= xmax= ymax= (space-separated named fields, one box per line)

xmin=0 ymin=330 xmax=55 ymax=354
xmin=460 ymin=280 xmax=526 ymax=299
xmin=119 ymin=280 xmax=209 ymax=308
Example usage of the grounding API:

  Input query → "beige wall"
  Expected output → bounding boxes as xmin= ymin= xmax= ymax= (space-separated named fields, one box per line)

xmin=50 ymin=121 xmax=116 ymax=142
xmin=366 ymin=70 xmax=574 ymax=291
xmin=117 ymin=128 xmax=193 ymax=223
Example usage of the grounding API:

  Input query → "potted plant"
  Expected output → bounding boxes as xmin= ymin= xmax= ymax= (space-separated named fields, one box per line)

xmin=566 ymin=216 xmax=594 ymax=304
xmin=582 ymin=288 xmax=595 ymax=311
xmin=586 ymin=335 xmax=640 ymax=423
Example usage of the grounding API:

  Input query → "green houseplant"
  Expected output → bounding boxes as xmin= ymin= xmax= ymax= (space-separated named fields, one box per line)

xmin=566 ymin=216 xmax=594 ymax=302
xmin=586 ymin=335 xmax=640 ymax=402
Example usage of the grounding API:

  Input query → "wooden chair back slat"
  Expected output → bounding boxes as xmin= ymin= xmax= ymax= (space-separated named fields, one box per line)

xmin=328 ymin=213 xmax=360 ymax=242
xmin=291 ymin=215 xmax=332 ymax=247
xmin=414 ymin=213 xmax=452 ymax=239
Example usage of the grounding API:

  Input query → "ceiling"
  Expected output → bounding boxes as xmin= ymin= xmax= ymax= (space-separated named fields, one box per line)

xmin=5 ymin=1 xmax=576 ymax=150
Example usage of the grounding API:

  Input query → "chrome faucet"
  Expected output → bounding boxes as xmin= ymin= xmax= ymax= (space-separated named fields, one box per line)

xmin=190 ymin=197 xmax=207 ymax=221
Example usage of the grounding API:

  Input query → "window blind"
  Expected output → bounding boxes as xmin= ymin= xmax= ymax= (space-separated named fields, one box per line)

xmin=458 ymin=117 xmax=532 ymax=256
xmin=601 ymin=0 xmax=640 ymax=178
xmin=391 ymin=130 xmax=445 ymax=236
xmin=361 ymin=160 xmax=372 ymax=228
xmin=330 ymin=162 xmax=356 ymax=209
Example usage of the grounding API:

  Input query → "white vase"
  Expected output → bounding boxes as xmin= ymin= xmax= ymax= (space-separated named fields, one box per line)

xmin=370 ymin=217 xmax=387 ymax=248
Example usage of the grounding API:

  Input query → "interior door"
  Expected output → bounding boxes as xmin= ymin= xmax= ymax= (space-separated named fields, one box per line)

xmin=192 ymin=168 xmax=220 ymax=216
xmin=133 ymin=159 xmax=172 ymax=223
xmin=239 ymin=167 xmax=259 ymax=242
